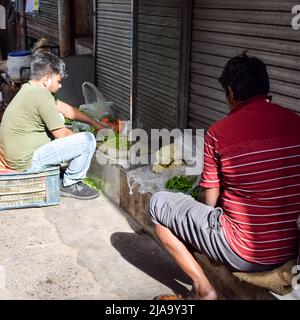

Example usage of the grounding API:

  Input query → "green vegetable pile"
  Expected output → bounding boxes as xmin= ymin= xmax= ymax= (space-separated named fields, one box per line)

xmin=191 ymin=186 xmax=201 ymax=200
xmin=64 ymin=110 xmax=98 ymax=136
xmin=103 ymin=133 xmax=131 ymax=150
xmin=165 ymin=175 xmax=201 ymax=200
xmin=83 ymin=177 xmax=105 ymax=192
xmin=65 ymin=118 xmax=73 ymax=125
xmin=166 ymin=175 xmax=195 ymax=192
xmin=89 ymin=126 xmax=97 ymax=135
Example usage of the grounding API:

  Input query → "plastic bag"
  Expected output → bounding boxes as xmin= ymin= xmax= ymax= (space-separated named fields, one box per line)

xmin=151 ymin=131 xmax=204 ymax=176
xmin=174 ymin=131 xmax=204 ymax=176
xmin=72 ymin=121 xmax=91 ymax=133
xmin=127 ymin=165 xmax=186 ymax=195
xmin=126 ymin=131 xmax=204 ymax=195
xmin=81 ymin=82 xmax=115 ymax=120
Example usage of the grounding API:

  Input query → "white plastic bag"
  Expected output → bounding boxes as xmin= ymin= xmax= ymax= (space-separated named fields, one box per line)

xmin=81 ymin=82 xmax=115 ymax=120
xmin=127 ymin=165 xmax=186 ymax=195
xmin=174 ymin=131 xmax=204 ymax=176
xmin=72 ymin=121 xmax=91 ymax=133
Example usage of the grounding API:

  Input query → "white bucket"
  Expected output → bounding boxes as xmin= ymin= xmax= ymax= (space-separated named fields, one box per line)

xmin=7 ymin=51 xmax=32 ymax=81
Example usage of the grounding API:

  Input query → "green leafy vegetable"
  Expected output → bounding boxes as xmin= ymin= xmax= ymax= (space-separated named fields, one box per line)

xmin=103 ymin=133 xmax=131 ymax=150
xmin=89 ymin=126 xmax=97 ymax=135
xmin=83 ymin=177 xmax=105 ymax=192
xmin=165 ymin=175 xmax=201 ymax=200
xmin=191 ymin=186 xmax=201 ymax=200
xmin=65 ymin=118 xmax=73 ymax=125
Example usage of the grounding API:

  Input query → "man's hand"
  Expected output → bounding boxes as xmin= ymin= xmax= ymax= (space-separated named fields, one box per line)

xmin=56 ymin=100 xmax=108 ymax=133
xmin=93 ymin=120 xmax=114 ymax=133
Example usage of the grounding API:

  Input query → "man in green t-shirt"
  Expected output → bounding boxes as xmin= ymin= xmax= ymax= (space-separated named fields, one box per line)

xmin=0 ymin=52 xmax=104 ymax=200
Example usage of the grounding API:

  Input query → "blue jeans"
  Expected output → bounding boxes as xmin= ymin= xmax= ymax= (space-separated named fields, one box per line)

xmin=26 ymin=132 xmax=96 ymax=187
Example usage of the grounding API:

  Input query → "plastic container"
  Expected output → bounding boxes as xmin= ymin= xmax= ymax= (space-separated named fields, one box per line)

xmin=7 ymin=50 xmax=32 ymax=81
xmin=0 ymin=167 xmax=60 ymax=211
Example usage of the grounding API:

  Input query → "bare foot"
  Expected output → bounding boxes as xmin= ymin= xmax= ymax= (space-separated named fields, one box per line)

xmin=187 ymin=283 xmax=218 ymax=300
xmin=185 ymin=290 xmax=218 ymax=300
xmin=154 ymin=290 xmax=217 ymax=301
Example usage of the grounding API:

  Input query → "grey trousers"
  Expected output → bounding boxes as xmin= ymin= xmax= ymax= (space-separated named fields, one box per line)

xmin=149 ymin=191 xmax=280 ymax=272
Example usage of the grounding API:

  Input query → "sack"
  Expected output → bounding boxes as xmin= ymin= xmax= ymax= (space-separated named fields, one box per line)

xmin=233 ymin=259 xmax=296 ymax=295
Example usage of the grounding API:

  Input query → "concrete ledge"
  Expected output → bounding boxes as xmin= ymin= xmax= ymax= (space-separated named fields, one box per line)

xmin=88 ymin=159 xmax=276 ymax=300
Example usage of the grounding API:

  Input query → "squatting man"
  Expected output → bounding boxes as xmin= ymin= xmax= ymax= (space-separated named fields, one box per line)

xmin=149 ymin=52 xmax=300 ymax=300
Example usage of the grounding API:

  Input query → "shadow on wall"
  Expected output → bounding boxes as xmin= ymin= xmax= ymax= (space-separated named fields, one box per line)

xmin=56 ymin=54 xmax=95 ymax=107
xmin=110 ymin=231 xmax=191 ymax=297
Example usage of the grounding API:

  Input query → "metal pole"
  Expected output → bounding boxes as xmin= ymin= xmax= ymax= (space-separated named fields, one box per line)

xmin=93 ymin=0 xmax=97 ymax=57
xmin=177 ymin=0 xmax=192 ymax=130
xmin=130 ymin=0 xmax=139 ymax=130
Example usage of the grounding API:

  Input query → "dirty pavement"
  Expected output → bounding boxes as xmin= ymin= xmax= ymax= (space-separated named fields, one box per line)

xmin=0 ymin=194 xmax=191 ymax=300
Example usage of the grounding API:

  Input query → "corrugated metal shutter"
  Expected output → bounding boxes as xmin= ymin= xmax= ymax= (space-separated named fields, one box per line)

xmin=95 ymin=0 xmax=132 ymax=120
xmin=26 ymin=0 xmax=59 ymax=45
xmin=137 ymin=0 xmax=182 ymax=130
xmin=188 ymin=0 xmax=300 ymax=130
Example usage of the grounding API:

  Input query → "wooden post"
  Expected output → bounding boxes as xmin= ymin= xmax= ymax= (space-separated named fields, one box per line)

xmin=58 ymin=0 xmax=72 ymax=57
xmin=19 ymin=0 xmax=26 ymax=50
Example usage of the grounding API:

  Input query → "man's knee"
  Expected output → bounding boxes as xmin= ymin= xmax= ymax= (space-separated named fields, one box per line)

xmin=149 ymin=191 xmax=172 ymax=225
xmin=76 ymin=132 xmax=96 ymax=152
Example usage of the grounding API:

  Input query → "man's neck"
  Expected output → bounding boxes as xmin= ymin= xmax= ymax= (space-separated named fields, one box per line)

xmin=229 ymin=95 xmax=269 ymax=115
xmin=28 ymin=79 xmax=46 ymax=90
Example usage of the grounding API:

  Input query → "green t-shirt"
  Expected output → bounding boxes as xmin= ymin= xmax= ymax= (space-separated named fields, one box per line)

xmin=0 ymin=83 xmax=65 ymax=170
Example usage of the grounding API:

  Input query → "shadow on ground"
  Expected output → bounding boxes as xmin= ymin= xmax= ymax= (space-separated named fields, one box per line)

xmin=111 ymin=231 xmax=191 ymax=298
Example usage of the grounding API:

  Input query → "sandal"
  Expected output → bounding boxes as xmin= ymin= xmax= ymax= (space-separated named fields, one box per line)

xmin=153 ymin=294 xmax=183 ymax=300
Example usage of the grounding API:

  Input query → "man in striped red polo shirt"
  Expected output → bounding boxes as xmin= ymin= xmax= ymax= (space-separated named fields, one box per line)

xmin=149 ymin=53 xmax=300 ymax=300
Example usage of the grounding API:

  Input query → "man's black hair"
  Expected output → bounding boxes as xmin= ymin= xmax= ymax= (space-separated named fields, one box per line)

xmin=30 ymin=52 xmax=68 ymax=80
xmin=219 ymin=52 xmax=270 ymax=102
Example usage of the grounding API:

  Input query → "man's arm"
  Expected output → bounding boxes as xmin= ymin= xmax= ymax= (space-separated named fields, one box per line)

xmin=198 ymin=187 xmax=220 ymax=207
xmin=56 ymin=100 xmax=107 ymax=132
xmin=51 ymin=127 xmax=74 ymax=139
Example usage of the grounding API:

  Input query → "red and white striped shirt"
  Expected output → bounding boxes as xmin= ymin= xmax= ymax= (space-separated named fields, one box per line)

xmin=200 ymin=96 xmax=300 ymax=265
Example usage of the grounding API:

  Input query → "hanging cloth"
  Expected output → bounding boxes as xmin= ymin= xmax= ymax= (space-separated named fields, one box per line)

xmin=25 ymin=0 xmax=40 ymax=13
xmin=0 ymin=5 xmax=5 ymax=29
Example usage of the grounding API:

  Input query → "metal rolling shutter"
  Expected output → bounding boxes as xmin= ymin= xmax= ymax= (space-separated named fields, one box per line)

xmin=26 ymin=0 xmax=59 ymax=45
xmin=188 ymin=0 xmax=300 ymax=130
xmin=95 ymin=0 xmax=131 ymax=120
xmin=137 ymin=0 xmax=181 ymax=130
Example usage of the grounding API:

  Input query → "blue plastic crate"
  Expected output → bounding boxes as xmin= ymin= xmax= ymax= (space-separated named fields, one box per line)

xmin=0 ymin=167 xmax=60 ymax=211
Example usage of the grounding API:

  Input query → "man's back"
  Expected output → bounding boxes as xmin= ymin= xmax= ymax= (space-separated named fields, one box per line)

xmin=201 ymin=96 xmax=300 ymax=265
xmin=0 ymin=83 xmax=64 ymax=171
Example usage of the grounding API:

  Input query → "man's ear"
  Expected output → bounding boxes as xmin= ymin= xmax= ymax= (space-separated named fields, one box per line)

xmin=226 ymin=86 xmax=238 ymax=109
xmin=228 ymin=86 xmax=235 ymax=102
xmin=42 ymin=74 xmax=51 ymax=87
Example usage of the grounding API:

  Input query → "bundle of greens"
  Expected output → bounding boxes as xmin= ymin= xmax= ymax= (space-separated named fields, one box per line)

xmin=65 ymin=118 xmax=73 ymax=126
xmin=103 ymin=133 xmax=131 ymax=151
xmin=89 ymin=126 xmax=97 ymax=135
xmin=165 ymin=175 xmax=201 ymax=200
xmin=191 ymin=186 xmax=201 ymax=200
xmin=165 ymin=175 xmax=195 ymax=192
xmin=83 ymin=177 xmax=105 ymax=192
